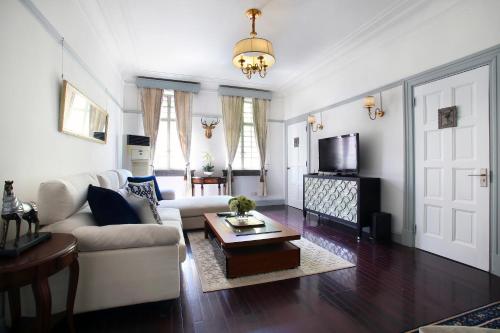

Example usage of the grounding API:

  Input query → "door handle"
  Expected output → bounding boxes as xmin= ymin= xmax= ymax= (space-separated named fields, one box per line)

xmin=467 ymin=168 xmax=488 ymax=187
xmin=287 ymin=167 xmax=291 ymax=170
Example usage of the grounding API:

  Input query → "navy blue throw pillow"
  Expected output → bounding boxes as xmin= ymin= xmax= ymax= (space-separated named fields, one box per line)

xmin=87 ymin=185 xmax=141 ymax=226
xmin=127 ymin=176 xmax=163 ymax=201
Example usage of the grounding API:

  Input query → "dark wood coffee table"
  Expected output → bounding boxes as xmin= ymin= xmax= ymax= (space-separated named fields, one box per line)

xmin=204 ymin=211 xmax=301 ymax=278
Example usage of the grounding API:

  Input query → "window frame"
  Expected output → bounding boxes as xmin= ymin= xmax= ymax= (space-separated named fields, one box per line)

xmin=234 ymin=98 xmax=260 ymax=171
xmin=154 ymin=92 xmax=183 ymax=172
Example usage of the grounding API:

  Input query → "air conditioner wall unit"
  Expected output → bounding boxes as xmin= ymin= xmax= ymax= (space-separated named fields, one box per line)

xmin=126 ymin=135 xmax=152 ymax=176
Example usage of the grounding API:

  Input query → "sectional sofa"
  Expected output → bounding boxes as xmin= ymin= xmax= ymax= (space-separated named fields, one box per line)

xmin=17 ymin=169 xmax=231 ymax=316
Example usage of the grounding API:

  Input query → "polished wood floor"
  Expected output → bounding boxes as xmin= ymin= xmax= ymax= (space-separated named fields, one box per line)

xmin=56 ymin=205 xmax=500 ymax=333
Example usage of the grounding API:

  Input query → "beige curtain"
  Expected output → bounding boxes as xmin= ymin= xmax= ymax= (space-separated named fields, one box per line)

xmin=253 ymin=98 xmax=269 ymax=196
xmin=140 ymin=88 xmax=163 ymax=164
xmin=174 ymin=91 xmax=193 ymax=197
xmin=221 ymin=95 xmax=244 ymax=196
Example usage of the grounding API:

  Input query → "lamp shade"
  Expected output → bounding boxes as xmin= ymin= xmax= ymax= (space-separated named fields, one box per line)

xmin=307 ymin=115 xmax=316 ymax=125
xmin=363 ymin=96 xmax=376 ymax=108
xmin=232 ymin=37 xmax=275 ymax=68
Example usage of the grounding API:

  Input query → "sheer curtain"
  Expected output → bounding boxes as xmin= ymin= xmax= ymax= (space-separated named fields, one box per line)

xmin=140 ymin=88 xmax=163 ymax=165
xmin=253 ymin=98 xmax=269 ymax=196
xmin=174 ymin=91 xmax=193 ymax=196
xmin=221 ymin=95 xmax=244 ymax=196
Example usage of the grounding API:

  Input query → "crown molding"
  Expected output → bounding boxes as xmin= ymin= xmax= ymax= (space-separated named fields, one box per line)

xmin=277 ymin=0 xmax=461 ymax=94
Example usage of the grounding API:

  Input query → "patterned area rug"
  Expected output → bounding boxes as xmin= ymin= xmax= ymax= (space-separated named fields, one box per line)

xmin=187 ymin=231 xmax=355 ymax=292
xmin=407 ymin=301 xmax=500 ymax=332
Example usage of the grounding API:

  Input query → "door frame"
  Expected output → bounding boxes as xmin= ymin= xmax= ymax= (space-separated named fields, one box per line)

xmin=403 ymin=46 xmax=500 ymax=275
xmin=285 ymin=120 xmax=309 ymax=208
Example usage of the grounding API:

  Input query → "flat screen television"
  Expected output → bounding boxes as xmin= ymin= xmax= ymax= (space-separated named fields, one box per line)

xmin=318 ymin=133 xmax=359 ymax=174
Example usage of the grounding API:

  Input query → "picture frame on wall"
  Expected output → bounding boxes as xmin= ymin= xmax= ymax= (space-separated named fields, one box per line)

xmin=438 ymin=106 xmax=458 ymax=129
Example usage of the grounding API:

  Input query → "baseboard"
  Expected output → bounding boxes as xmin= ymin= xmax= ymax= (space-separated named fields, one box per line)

xmin=255 ymin=198 xmax=285 ymax=206
xmin=391 ymin=233 xmax=403 ymax=245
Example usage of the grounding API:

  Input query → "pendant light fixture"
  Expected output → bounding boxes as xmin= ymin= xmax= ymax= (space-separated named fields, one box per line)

xmin=232 ymin=8 xmax=275 ymax=79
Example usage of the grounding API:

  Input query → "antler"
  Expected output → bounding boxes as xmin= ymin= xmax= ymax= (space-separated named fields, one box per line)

xmin=201 ymin=118 xmax=208 ymax=127
xmin=209 ymin=118 xmax=220 ymax=127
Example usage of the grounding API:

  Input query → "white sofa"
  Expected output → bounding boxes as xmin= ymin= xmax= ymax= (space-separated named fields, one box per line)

xmin=16 ymin=169 xmax=230 ymax=316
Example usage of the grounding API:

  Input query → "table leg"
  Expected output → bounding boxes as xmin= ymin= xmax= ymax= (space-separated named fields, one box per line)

xmin=223 ymin=183 xmax=227 ymax=195
xmin=201 ymin=184 xmax=204 ymax=196
xmin=218 ymin=183 xmax=221 ymax=195
xmin=32 ymin=277 xmax=52 ymax=333
xmin=67 ymin=259 xmax=79 ymax=333
xmin=192 ymin=184 xmax=195 ymax=197
xmin=204 ymin=220 xmax=208 ymax=239
xmin=8 ymin=288 xmax=20 ymax=332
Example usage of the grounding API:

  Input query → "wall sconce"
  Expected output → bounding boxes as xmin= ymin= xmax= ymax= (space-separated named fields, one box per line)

xmin=363 ymin=92 xmax=385 ymax=120
xmin=307 ymin=114 xmax=324 ymax=132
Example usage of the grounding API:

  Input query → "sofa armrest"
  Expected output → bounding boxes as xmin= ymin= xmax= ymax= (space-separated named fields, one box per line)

xmin=73 ymin=224 xmax=180 ymax=252
xmin=160 ymin=189 xmax=176 ymax=200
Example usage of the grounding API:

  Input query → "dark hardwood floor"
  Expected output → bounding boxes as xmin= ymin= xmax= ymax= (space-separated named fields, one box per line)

xmin=55 ymin=205 xmax=500 ymax=333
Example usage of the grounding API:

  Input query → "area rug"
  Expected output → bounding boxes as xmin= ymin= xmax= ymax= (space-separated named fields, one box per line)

xmin=406 ymin=301 xmax=500 ymax=332
xmin=187 ymin=231 xmax=355 ymax=292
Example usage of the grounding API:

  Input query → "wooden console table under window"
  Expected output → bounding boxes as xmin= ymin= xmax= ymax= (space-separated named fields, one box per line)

xmin=192 ymin=176 xmax=227 ymax=196
xmin=0 ymin=233 xmax=79 ymax=333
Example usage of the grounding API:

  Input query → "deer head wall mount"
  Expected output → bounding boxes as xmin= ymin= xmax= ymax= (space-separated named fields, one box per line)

xmin=201 ymin=118 xmax=220 ymax=139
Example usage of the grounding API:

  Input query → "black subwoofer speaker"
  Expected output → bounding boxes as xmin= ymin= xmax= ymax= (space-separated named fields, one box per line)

xmin=371 ymin=212 xmax=391 ymax=241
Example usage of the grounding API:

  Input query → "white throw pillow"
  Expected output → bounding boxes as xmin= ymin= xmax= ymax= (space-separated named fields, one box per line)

xmin=117 ymin=189 xmax=161 ymax=224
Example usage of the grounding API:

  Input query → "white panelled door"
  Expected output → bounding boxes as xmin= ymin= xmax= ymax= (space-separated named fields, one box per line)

xmin=414 ymin=66 xmax=490 ymax=271
xmin=287 ymin=122 xmax=308 ymax=209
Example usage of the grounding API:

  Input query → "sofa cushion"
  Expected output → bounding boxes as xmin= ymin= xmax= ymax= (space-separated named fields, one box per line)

xmin=113 ymin=169 xmax=133 ymax=188
xmin=88 ymin=185 xmax=141 ymax=226
xmin=160 ymin=189 xmax=176 ymax=200
xmin=73 ymin=224 xmax=180 ymax=252
xmin=128 ymin=176 xmax=163 ymax=201
xmin=96 ymin=171 xmax=120 ymax=190
xmin=157 ymin=207 xmax=182 ymax=223
xmin=158 ymin=195 xmax=232 ymax=218
xmin=40 ymin=205 xmax=96 ymax=233
xmin=158 ymin=215 xmax=186 ymax=262
xmin=38 ymin=173 xmax=99 ymax=225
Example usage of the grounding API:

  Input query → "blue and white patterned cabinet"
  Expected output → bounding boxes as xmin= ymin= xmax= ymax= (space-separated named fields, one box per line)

xmin=303 ymin=174 xmax=381 ymax=238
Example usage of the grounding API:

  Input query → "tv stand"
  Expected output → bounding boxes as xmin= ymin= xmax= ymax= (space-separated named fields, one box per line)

xmin=303 ymin=174 xmax=380 ymax=239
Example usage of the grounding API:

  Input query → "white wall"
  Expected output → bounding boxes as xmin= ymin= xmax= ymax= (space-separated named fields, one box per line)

xmin=309 ymin=87 xmax=404 ymax=235
xmin=0 ymin=0 xmax=124 ymax=201
xmin=282 ymin=0 xmax=500 ymax=118
xmin=122 ymin=82 xmax=285 ymax=201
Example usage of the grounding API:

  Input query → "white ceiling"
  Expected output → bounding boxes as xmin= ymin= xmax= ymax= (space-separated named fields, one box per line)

xmin=75 ymin=0 xmax=402 ymax=90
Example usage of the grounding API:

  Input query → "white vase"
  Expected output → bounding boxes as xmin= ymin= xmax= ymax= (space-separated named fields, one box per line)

xmin=203 ymin=171 xmax=213 ymax=176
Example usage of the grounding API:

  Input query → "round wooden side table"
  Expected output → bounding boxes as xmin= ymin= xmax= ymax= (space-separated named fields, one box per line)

xmin=0 ymin=233 xmax=79 ymax=333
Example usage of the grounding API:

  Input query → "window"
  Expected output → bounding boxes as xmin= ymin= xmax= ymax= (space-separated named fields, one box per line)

xmin=233 ymin=98 xmax=260 ymax=170
xmin=153 ymin=91 xmax=184 ymax=170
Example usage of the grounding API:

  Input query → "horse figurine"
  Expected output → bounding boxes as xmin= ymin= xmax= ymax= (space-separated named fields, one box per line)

xmin=1 ymin=180 xmax=40 ymax=249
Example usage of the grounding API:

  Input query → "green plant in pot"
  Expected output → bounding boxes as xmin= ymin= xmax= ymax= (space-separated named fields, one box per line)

xmin=228 ymin=196 xmax=256 ymax=217
xmin=202 ymin=152 xmax=215 ymax=176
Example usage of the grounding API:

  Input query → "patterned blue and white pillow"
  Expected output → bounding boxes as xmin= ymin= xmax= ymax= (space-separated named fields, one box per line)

xmin=127 ymin=181 xmax=158 ymax=205
xmin=118 ymin=188 xmax=162 ymax=224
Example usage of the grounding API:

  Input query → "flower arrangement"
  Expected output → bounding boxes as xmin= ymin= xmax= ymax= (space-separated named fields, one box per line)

xmin=202 ymin=152 xmax=215 ymax=174
xmin=228 ymin=195 xmax=256 ymax=216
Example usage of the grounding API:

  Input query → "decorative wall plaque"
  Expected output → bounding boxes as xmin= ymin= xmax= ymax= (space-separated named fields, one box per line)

xmin=438 ymin=106 xmax=458 ymax=129
xmin=294 ymin=137 xmax=299 ymax=147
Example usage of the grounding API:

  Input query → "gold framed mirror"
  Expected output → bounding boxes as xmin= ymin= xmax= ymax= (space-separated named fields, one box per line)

xmin=59 ymin=80 xmax=108 ymax=143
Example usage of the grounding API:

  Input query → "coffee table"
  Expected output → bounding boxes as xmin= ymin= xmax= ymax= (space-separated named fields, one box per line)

xmin=203 ymin=211 xmax=301 ymax=278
